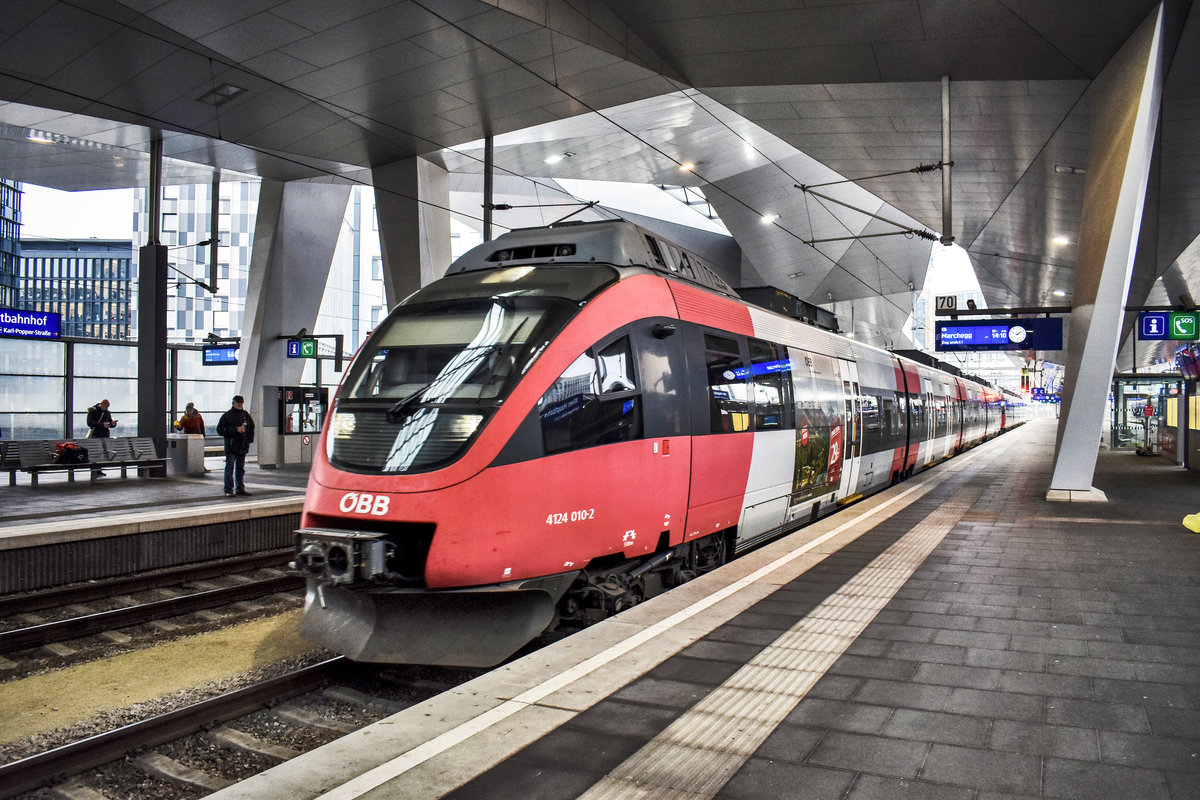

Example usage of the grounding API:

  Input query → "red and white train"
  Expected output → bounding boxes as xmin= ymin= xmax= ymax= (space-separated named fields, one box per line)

xmin=292 ymin=220 xmax=1023 ymax=666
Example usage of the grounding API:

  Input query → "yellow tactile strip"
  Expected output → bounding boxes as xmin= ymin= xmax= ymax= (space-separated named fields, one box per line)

xmin=0 ymin=610 xmax=316 ymax=745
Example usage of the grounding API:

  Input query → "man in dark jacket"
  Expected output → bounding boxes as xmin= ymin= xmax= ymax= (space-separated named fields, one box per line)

xmin=86 ymin=399 xmax=116 ymax=438
xmin=217 ymin=395 xmax=255 ymax=497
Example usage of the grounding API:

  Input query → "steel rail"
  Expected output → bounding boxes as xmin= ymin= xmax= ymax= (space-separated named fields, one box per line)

xmin=0 ymin=548 xmax=292 ymax=616
xmin=0 ymin=658 xmax=346 ymax=800
xmin=0 ymin=574 xmax=303 ymax=655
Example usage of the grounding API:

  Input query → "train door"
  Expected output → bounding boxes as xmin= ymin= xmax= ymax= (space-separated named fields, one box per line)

xmin=835 ymin=358 xmax=863 ymax=498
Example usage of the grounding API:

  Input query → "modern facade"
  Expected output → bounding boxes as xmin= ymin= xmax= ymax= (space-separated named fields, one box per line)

xmin=0 ymin=179 xmax=19 ymax=309
xmin=16 ymin=238 xmax=134 ymax=340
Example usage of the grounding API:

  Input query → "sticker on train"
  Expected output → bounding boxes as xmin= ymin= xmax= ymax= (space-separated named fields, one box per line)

xmin=546 ymin=508 xmax=595 ymax=525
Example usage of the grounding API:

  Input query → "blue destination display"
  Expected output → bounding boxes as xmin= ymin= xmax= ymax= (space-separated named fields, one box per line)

xmin=203 ymin=346 xmax=238 ymax=365
xmin=935 ymin=318 xmax=1062 ymax=352
xmin=0 ymin=308 xmax=62 ymax=340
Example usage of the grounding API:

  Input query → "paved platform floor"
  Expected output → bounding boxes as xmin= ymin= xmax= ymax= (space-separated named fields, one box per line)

xmin=211 ymin=418 xmax=1200 ymax=800
xmin=0 ymin=455 xmax=309 ymax=529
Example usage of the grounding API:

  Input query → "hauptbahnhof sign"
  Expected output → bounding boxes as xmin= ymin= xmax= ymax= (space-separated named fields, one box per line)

xmin=0 ymin=308 xmax=61 ymax=340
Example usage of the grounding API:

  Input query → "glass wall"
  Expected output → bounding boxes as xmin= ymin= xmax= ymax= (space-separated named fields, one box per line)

xmin=175 ymin=348 xmax=236 ymax=428
xmin=0 ymin=338 xmax=65 ymax=438
xmin=0 ymin=337 xmax=242 ymax=440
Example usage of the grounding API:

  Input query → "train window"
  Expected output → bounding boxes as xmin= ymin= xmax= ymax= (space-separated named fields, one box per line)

xmin=540 ymin=336 xmax=642 ymax=455
xmin=644 ymin=235 xmax=667 ymax=268
xmin=677 ymin=251 xmax=696 ymax=279
xmin=749 ymin=339 xmax=792 ymax=430
xmin=704 ymin=334 xmax=750 ymax=433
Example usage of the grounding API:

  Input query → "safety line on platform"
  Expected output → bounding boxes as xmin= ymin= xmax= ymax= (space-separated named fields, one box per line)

xmin=577 ymin=481 xmax=986 ymax=800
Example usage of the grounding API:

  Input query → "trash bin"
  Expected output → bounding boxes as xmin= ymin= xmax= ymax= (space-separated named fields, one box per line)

xmin=167 ymin=433 xmax=206 ymax=476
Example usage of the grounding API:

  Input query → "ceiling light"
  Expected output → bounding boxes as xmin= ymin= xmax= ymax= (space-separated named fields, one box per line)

xmin=788 ymin=271 xmax=805 ymax=278
xmin=1053 ymin=290 xmax=1067 ymax=297
xmin=543 ymin=151 xmax=574 ymax=165
xmin=1052 ymin=236 xmax=1070 ymax=245
xmin=761 ymin=213 xmax=779 ymax=224
xmin=26 ymin=132 xmax=54 ymax=144
xmin=196 ymin=83 xmax=246 ymax=106
xmin=1054 ymin=164 xmax=1086 ymax=175
xmin=680 ymin=162 xmax=700 ymax=172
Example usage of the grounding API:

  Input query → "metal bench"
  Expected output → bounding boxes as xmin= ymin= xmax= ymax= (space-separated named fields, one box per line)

xmin=96 ymin=436 xmax=169 ymax=479
xmin=17 ymin=439 xmax=106 ymax=487
xmin=1 ymin=441 xmax=21 ymax=486
xmin=13 ymin=436 xmax=168 ymax=487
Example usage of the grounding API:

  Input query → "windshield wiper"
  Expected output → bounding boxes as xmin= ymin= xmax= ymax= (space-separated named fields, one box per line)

xmin=384 ymin=319 xmax=528 ymax=422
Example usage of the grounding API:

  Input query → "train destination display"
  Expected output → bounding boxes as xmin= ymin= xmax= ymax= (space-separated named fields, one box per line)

xmin=935 ymin=318 xmax=1062 ymax=352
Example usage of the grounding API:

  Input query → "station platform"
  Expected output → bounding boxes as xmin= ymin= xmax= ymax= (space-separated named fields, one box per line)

xmin=0 ymin=456 xmax=308 ymax=551
xmin=197 ymin=417 xmax=1200 ymax=800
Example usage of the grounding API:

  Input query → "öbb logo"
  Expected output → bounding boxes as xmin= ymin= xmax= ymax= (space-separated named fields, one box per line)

xmin=339 ymin=492 xmax=390 ymax=516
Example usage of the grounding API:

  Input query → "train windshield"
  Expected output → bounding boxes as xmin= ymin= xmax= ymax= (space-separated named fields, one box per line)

xmin=328 ymin=265 xmax=618 ymax=474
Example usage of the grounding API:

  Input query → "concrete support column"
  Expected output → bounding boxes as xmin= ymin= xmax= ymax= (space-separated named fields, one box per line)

xmin=372 ymin=157 xmax=451 ymax=309
xmin=236 ymin=179 xmax=352 ymax=467
xmin=1048 ymin=6 xmax=1165 ymax=502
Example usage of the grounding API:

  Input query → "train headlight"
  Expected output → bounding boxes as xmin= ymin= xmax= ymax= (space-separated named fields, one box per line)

xmin=328 ymin=411 xmax=356 ymax=459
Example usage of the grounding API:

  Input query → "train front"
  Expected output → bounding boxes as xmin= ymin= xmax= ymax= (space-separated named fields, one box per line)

xmin=290 ymin=262 xmax=619 ymax=666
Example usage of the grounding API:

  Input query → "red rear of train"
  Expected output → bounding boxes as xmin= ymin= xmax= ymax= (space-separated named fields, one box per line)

xmin=291 ymin=220 xmax=1022 ymax=666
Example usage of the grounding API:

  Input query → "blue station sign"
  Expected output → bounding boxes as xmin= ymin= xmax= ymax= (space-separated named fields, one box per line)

xmin=935 ymin=318 xmax=1063 ymax=352
xmin=287 ymin=337 xmax=318 ymax=358
xmin=1138 ymin=311 xmax=1198 ymax=341
xmin=0 ymin=307 xmax=61 ymax=340
xmin=202 ymin=345 xmax=238 ymax=365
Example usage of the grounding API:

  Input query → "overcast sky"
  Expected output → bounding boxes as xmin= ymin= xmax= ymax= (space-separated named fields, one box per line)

xmin=20 ymin=185 xmax=133 ymax=239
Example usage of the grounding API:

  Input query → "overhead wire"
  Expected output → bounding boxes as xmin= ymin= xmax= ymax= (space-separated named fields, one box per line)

xmin=39 ymin=0 xmax=932 ymax=329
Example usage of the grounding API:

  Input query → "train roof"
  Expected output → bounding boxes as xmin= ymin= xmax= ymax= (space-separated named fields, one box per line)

xmin=446 ymin=219 xmax=738 ymax=297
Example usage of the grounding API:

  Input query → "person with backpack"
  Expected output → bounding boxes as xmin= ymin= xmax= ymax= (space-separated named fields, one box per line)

xmin=86 ymin=399 xmax=116 ymax=438
xmin=217 ymin=395 xmax=255 ymax=497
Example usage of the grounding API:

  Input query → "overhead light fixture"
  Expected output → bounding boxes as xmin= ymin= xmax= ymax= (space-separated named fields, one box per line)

xmin=788 ymin=271 xmax=805 ymax=278
xmin=761 ymin=213 xmax=779 ymax=224
xmin=680 ymin=162 xmax=700 ymax=172
xmin=1052 ymin=235 xmax=1070 ymax=245
xmin=1054 ymin=164 xmax=1086 ymax=175
xmin=26 ymin=132 xmax=54 ymax=144
xmin=1052 ymin=290 xmax=1067 ymax=297
xmin=543 ymin=151 xmax=574 ymax=165
xmin=196 ymin=83 xmax=246 ymax=106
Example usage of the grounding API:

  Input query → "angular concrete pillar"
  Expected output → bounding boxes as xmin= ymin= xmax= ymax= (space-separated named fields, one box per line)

xmin=1049 ymin=6 xmax=1164 ymax=502
xmin=372 ymin=157 xmax=451 ymax=309
xmin=237 ymin=179 xmax=352 ymax=466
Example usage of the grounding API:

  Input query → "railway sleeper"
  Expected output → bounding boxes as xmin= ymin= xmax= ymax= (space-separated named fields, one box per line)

xmin=322 ymin=684 xmax=407 ymax=714
xmin=206 ymin=726 xmax=301 ymax=761
xmin=49 ymin=777 xmax=108 ymax=800
xmin=134 ymin=751 xmax=233 ymax=793
xmin=274 ymin=704 xmax=357 ymax=734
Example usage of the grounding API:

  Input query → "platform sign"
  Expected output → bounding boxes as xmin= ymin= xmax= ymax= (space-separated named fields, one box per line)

xmin=1170 ymin=312 xmax=1198 ymax=340
xmin=935 ymin=318 xmax=1062 ymax=352
xmin=1138 ymin=311 xmax=1198 ymax=340
xmin=0 ymin=307 xmax=61 ymax=340
xmin=287 ymin=337 xmax=318 ymax=358
xmin=202 ymin=346 xmax=238 ymax=365
xmin=935 ymin=295 xmax=957 ymax=311
xmin=1139 ymin=312 xmax=1170 ymax=340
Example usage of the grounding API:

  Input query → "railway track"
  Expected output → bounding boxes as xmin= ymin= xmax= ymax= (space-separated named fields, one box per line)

xmin=0 ymin=549 xmax=292 ymax=618
xmin=1 ymin=658 xmax=484 ymax=799
xmin=0 ymin=574 xmax=303 ymax=656
xmin=0 ymin=658 xmax=348 ymax=799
